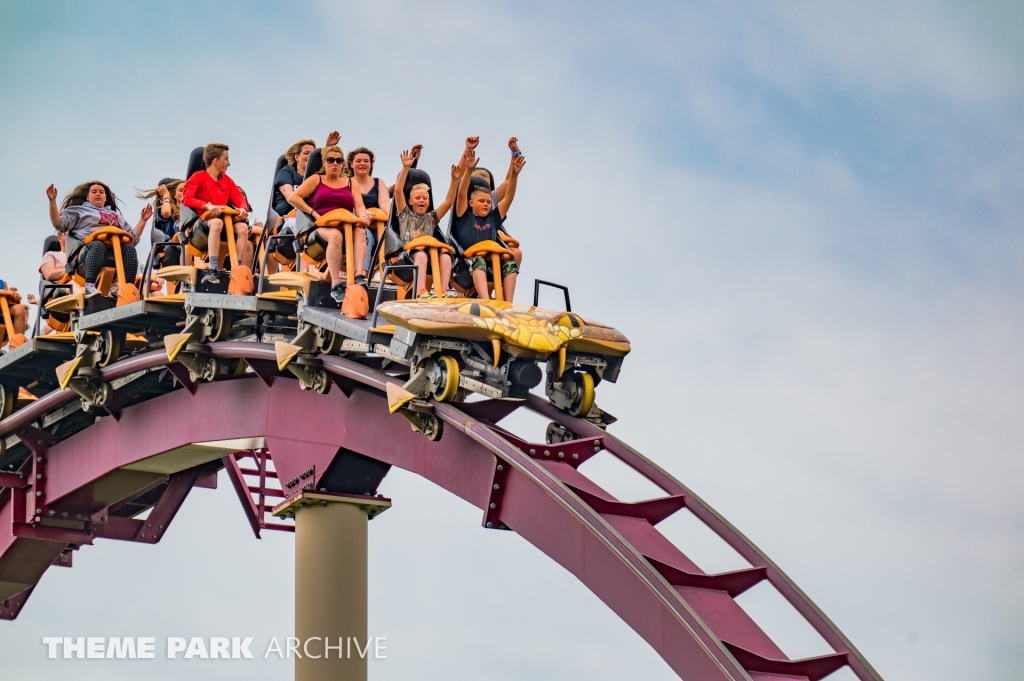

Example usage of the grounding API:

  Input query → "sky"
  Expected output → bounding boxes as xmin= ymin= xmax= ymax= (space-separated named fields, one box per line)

xmin=0 ymin=0 xmax=1022 ymax=679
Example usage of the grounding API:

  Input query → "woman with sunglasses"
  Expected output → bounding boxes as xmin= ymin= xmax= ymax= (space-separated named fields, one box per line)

xmin=288 ymin=145 xmax=371 ymax=302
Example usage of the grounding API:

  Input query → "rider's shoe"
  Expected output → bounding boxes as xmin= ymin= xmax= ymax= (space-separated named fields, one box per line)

xmin=330 ymin=283 xmax=345 ymax=303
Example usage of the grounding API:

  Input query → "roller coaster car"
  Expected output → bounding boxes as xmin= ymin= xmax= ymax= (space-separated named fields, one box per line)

xmin=148 ymin=147 xmax=299 ymax=353
xmin=376 ymin=295 xmax=629 ymax=419
xmin=282 ymin=149 xmax=389 ymax=310
xmin=41 ymin=228 xmax=160 ymax=386
xmin=173 ymin=146 xmax=252 ymax=296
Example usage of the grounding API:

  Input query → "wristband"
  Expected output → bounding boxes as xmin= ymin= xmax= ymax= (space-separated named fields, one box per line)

xmin=511 ymin=151 xmax=523 ymax=157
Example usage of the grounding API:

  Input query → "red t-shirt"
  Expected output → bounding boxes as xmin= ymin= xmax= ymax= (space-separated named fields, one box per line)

xmin=181 ymin=169 xmax=248 ymax=214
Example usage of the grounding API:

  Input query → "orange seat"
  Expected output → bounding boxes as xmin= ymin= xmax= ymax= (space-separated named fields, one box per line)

xmin=403 ymin=236 xmax=455 ymax=297
xmin=309 ymin=209 xmax=362 ymax=286
xmin=82 ymin=227 xmax=139 ymax=306
xmin=198 ymin=206 xmax=252 ymax=295
xmin=0 ymin=290 xmax=27 ymax=349
xmin=497 ymin=230 xmax=519 ymax=249
xmin=314 ymin=208 xmax=359 ymax=227
xmin=464 ymin=240 xmax=515 ymax=301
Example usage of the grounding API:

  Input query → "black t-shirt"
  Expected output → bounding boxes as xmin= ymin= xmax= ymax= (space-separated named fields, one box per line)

xmin=453 ymin=208 xmax=503 ymax=252
xmin=272 ymin=165 xmax=304 ymax=215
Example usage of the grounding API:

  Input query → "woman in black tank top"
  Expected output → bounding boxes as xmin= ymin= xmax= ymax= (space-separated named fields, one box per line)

xmin=347 ymin=147 xmax=391 ymax=272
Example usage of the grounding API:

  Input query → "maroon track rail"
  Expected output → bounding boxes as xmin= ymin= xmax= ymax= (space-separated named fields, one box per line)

xmin=0 ymin=343 xmax=882 ymax=681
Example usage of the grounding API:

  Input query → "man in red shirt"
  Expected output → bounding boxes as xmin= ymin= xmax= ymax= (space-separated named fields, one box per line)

xmin=181 ymin=143 xmax=252 ymax=285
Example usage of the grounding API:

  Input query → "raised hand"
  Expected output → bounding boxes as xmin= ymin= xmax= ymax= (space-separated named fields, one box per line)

xmin=466 ymin=153 xmax=480 ymax=171
xmin=141 ymin=204 xmax=154 ymax=221
xmin=27 ymin=294 xmax=38 ymax=305
xmin=400 ymin=149 xmax=415 ymax=168
xmin=511 ymin=155 xmax=526 ymax=175
xmin=410 ymin=144 xmax=423 ymax=160
xmin=46 ymin=184 xmax=58 ymax=201
xmin=451 ymin=162 xmax=464 ymax=180
xmin=508 ymin=136 xmax=520 ymax=153
xmin=465 ymin=136 xmax=480 ymax=151
xmin=158 ymin=184 xmax=170 ymax=198
xmin=326 ymin=130 xmax=341 ymax=146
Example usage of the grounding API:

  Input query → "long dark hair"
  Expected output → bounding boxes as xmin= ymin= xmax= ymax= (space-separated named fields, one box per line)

xmin=61 ymin=181 xmax=118 ymax=211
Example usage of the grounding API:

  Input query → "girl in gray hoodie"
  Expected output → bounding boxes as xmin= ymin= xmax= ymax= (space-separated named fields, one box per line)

xmin=46 ymin=181 xmax=151 ymax=297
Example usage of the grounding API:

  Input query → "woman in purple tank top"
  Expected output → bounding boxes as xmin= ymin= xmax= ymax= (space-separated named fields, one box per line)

xmin=288 ymin=145 xmax=372 ymax=298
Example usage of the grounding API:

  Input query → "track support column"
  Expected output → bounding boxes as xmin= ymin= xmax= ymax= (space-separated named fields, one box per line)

xmin=274 ymin=491 xmax=391 ymax=681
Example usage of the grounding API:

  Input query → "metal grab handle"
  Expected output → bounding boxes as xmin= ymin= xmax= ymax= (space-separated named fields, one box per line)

xmin=32 ymin=282 xmax=73 ymax=336
xmin=257 ymin=234 xmax=298 ymax=295
xmin=141 ymin=241 xmax=181 ymax=299
xmin=533 ymin=279 xmax=571 ymax=311
xmin=371 ymin=264 xmax=419 ymax=328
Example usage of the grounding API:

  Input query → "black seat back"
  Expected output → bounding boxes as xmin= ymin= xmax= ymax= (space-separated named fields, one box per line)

xmin=186 ymin=146 xmax=205 ymax=180
xmin=179 ymin=146 xmax=206 ymax=229
xmin=304 ymin=148 xmax=323 ymax=180
xmin=293 ymin=148 xmax=325 ymax=239
xmin=265 ymin=153 xmax=288 ymax=228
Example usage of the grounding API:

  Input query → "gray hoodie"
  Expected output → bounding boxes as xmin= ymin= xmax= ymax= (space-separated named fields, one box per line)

xmin=57 ymin=203 xmax=136 ymax=243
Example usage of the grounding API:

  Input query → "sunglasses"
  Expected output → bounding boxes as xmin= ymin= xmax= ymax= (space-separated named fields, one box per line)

xmin=324 ymin=157 xmax=344 ymax=164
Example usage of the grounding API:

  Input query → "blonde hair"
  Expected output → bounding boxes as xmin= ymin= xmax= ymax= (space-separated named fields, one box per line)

xmin=285 ymin=138 xmax=316 ymax=167
xmin=409 ymin=183 xmax=430 ymax=197
xmin=318 ymin=145 xmax=346 ymax=175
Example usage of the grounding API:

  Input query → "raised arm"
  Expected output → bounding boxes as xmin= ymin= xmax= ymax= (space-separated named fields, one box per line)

xmin=435 ymin=156 xmax=467 ymax=220
xmin=287 ymin=175 xmax=323 ymax=219
xmin=497 ymin=155 xmax=525 ymax=219
xmin=455 ymin=151 xmax=478 ymax=218
xmin=393 ymin=149 xmax=416 ymax=214
xmin=46 ymin=184 xmax=60 ymax=228
xmin=157 ymin=185 xmax=173 ymax=219
xmin=133 ymin=204 xmax=153 ymax=241
xmin=495 ymin=137 xmax=520 ymax=202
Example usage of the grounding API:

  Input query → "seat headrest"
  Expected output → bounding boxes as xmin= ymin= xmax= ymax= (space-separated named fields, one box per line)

xmin=273 ymin=154 xmax=288 ymax=177
xmin=42 ymin=235 xmax=61 ymax=255
xmin=186 ymin=147 xmax=205 ymax=180
xmin=304 ymin=148 xmax=323 ymax=180
xmin=402 ymin=168 xmax=434 ymax=211
xmin=468 ymin=175 xmax=491 ymax=196
xmin=475 ymin=168 xmax=495 ymax=189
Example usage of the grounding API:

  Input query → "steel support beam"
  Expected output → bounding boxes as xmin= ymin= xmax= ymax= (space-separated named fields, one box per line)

xmin=277 ymin=491 xmax=390 ymax=681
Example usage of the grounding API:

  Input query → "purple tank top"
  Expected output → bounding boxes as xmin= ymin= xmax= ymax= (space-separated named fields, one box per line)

xmin=308 ymin=178 xmax=355 ymax=214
